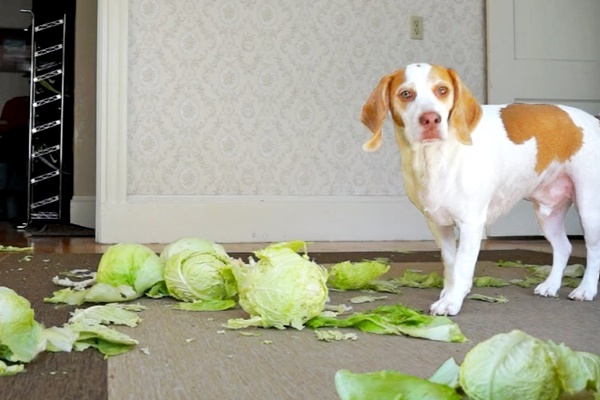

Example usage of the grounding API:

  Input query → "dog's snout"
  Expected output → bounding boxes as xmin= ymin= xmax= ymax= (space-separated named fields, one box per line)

xmin=419 ymin=112 xmax=441 ymax=127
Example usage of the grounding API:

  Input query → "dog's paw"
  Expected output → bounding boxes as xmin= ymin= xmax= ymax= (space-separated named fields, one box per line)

xmin=534 ymin=280 xmax=560 ymax=298
xmin=569 ymin=284 xmax=597 ymax=301
xmin=430 ymin=297 xmax=463 ymax=316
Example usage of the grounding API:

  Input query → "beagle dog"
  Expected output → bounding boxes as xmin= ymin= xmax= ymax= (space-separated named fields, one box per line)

xmin=361 ymin=63 xmax=600 ymax=315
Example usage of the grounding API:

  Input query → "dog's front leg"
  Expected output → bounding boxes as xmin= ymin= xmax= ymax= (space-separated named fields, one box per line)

xmin=426 ymin=219 xmax=456 ymax=271
xmin=430 ymin=221 xmax=484 ymax=316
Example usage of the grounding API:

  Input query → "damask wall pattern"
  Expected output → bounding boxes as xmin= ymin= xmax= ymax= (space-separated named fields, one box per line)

xmin=127 ymin=0 xmax=486 ymax=196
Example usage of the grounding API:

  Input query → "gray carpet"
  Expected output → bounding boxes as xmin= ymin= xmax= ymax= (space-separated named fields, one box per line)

xmin=0 ymin=251 xmax=597 ymax=400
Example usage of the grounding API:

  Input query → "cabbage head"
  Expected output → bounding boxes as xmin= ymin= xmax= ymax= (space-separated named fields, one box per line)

xmin=228 ymin=241 xmax=328 ymax=330
xmin=46 ymin=243 xmax=163 ymax=305
xmin=460 ymin=330 xmax=560 ymax=400
xmin=0 ymin=287 xmax=46 ymax=363
xmin=96 ymin=243 xmax=163 ymax=295
xmin=164 ymin=250 xmax=237 ymax=303
xmin=160 ymin=237 xmax=228 ymax=263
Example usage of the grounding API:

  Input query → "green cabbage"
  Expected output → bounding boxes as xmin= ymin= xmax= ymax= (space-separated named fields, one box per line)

xmin=227 ymin=241 xmax=328 ymax=330
xmin=0 ymin=287 xmax=46 ymax=363
xmin=163 ymin=250 xmax=237 ymax=309
xmin=327 ymin=260 xmax=390 ymax=290
xmin=460 ymin=330 xmax=600 ymax=400
xmin=160 ymin=237 xmax=228 ymax=263
xmin=96 ymin=243 xmax=163 ymax=294
xmin=45 ymin=243 xmax=163 ymax=305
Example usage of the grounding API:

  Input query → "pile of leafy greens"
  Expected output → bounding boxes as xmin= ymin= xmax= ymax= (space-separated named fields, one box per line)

xmin=335 ymin=330 xmax=600 ymax=400
xmin=0 ymin=286 xmax=143 ymax=375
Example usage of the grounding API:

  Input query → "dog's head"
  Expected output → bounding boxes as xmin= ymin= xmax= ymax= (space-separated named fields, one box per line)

xmin=360 ymin=63 xmax=482 ymax=151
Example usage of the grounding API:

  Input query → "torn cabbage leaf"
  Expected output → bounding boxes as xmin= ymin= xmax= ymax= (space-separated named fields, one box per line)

xmin=467 ymin=293 xmax=508 ymax=303
xmin=473 ymin=276 xmax=509 ymax=287
xmin=327 ymin=260 xmax=390 ymax=290
xmin=45 ymin=283 xmax=139 ymax=306
xmin=65 ymin=303 xmax=144 ymax=358
xmin=335 ymin=369 xmax=461 ymax=400
xmin=171 ymin=299 xmax=236 ymax=311
xmin=393 ymin=270 xmax=443 ymax=288
xmin=315 ymin=330 xmax=358 ymax=342
xmin=0 ymin=359 xmax=25 ymax=376
xmin=0 ymin=244 xmax=33 ymax=252
xmin=306 ymin=304 xmax=467 ymax=343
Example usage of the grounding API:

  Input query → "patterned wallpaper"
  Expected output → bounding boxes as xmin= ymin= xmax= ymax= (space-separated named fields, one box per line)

xmin=127 ymin=0 xmax=486 ymax=196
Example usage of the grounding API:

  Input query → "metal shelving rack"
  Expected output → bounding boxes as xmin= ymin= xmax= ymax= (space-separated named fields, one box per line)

xmin=21 ymin=10 xmax=67 ymax=226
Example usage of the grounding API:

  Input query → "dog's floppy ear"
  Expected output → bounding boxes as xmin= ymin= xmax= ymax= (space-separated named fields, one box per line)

xmin=361 ymin=74 xmax=397 ymax=151
xmin=447 ymin=68 xmax=482 ymax=145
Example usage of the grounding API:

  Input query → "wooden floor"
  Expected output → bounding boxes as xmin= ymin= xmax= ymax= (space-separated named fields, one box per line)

xmin=0 ymin=221 xmax=587 ymax=257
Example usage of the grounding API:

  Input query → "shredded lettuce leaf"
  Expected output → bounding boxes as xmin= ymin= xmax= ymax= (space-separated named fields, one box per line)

xmin=335 ymin=369 xmax=462 ymax=400
xmin=0 ymin=245 xmax=33 ymax=252
xmin=0 ymin=359 xmax=25 ymax=376
xmin=315 ymin=330 xmax=358 ymax=342
xmin=392 ymin=270 xmax=443 ymax=288
xmin=171 ymin=299 xmax=236 ymax=311
xmin=473 ymin=276 xmax=509 ymax=287
xmin=467 ymin=293 xmax=508 ymax=303
xmin=306 ymin=304 xmax=467 ymax=343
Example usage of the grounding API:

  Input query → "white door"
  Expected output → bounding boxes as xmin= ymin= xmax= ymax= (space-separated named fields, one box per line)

xmin=486 ymin=0 xmax=600 ymax=237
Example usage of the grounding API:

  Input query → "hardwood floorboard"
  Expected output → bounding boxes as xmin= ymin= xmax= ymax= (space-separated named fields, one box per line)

xmin=0 ymin=221 xmax=587 ymax=257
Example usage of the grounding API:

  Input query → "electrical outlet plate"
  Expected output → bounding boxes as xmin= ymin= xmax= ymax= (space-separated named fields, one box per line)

xmin=410 ymin=16 xmax=423 ymax=40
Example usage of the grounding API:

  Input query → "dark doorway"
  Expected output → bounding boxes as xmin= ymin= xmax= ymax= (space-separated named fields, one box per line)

xmin=0 ymin=0 xmax=75 ymax=227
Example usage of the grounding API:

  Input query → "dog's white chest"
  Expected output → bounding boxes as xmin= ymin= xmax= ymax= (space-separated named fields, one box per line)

xmin=399 ymin=140 xmax=462 ymax=226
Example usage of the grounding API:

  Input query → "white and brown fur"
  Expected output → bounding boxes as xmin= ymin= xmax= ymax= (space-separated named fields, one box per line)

xmin=361 ymin=63 xmax=600 ymax=315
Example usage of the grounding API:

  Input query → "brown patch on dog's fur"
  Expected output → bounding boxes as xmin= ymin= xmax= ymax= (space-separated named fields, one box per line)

xmin=500 ymin=104 xmax=583 ymax=173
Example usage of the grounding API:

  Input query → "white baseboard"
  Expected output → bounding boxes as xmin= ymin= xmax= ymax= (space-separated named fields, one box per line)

xmin=70 ymin=196 xmax=96 ymax=228
xmin=96 ymin=195 xmax=432 ymax=244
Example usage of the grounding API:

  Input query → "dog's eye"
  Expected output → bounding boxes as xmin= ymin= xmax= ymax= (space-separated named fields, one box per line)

xmin=438 ymin=86 xmax=449 ymax=96
xmin=399 ymin=90 xmax=413 ymax=100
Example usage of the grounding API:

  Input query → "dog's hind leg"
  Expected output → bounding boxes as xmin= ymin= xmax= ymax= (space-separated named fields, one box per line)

xmin=570 ymin=191 xmax=600 ymax=301
xmin=533 ymin=199 xmax=572 ymax=297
